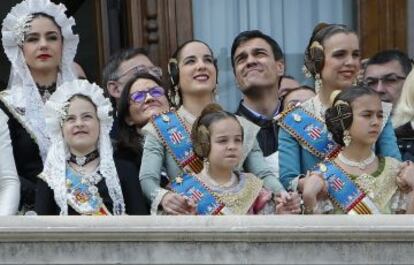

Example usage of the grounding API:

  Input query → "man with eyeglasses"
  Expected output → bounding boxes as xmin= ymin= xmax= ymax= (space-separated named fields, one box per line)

xmin=363 ymin=49 xmax=412 ymax=107
xmin=102 ymin=48 xmax=162 ymax=109
xmin=102 ymin=48 xmax=162 ymax=138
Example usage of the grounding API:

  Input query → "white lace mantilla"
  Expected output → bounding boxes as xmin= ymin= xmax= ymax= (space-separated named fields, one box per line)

xmin=41 ymin=80 xmax=125 ymax=215
xmin=1 ymin=0 xmax=79 ymax=162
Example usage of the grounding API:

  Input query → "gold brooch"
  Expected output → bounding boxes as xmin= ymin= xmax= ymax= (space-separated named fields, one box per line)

xmin=175 ymin=176 xmax=183 ymax=184
xmin=293 ymin=113 xmax=302 ymax=122
xmin=161 ymin=114 xmax=170 ymax=123
xmin=319 ymin=164 xmax=327 ymax=172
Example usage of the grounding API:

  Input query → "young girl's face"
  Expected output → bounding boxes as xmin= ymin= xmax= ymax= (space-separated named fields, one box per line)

xmin=207 ymin=117 xmax=243 ymax=171
xmin=348 ymin=94 xmax=383 ymax=146
xmin=62 ymin=97 xmax=100 ymax=155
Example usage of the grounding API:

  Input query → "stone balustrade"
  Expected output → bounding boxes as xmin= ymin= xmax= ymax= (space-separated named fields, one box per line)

xmin=0 ymin=215 xmax=414 ymax=264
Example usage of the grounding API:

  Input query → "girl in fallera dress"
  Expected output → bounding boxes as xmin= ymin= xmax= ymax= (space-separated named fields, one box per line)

xmin=179 ymin=104 xmax=301 ymax=215
xmin=35 ymin=80 xmax=132 ymax=215
xmin=302 ymin=86 xmax=414 ymax=214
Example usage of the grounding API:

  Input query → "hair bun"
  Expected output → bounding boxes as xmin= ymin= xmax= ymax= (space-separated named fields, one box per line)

xmin=200 ymin=103 xmax=223 ymax=116
xmin=329 ymin=90 xmax=342 ymax=106
xmin=312 ymin=22 xmax=330 ymax=35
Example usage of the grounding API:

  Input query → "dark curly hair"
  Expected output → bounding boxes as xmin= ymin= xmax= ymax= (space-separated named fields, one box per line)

xmin=325 ymin=85 xmax=380 ymax=146
xmin=191 ymin=103 xmax=243 ymax=159
xmin=304 ymin=23 xmax=357 ymax=78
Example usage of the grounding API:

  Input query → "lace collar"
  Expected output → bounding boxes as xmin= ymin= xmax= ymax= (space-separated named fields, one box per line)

xmin=197 ymin=167 xmax=239 ymax=189
xmin=304 ymin=95 xmax=329 ymax=120
xmin=37 ymin=82 xmax=56 ymax=103
xmin=177 ymin=106 xmax=197 ymax=126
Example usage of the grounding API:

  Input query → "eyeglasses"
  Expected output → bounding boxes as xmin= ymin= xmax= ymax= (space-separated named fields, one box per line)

xmin=364 ymin=74 xmax=406 ymax=87
xmin=117 ymin=65 xmax=163 ymax=80
xmin=129 ymin=86 xmax=165 ymax=103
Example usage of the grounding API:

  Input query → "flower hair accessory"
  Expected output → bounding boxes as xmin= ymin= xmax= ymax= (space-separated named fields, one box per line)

xmin=302 ymin=65 xmax=313 ymax=78
xmin=41 ymin=80 xmax=125 ymax=215
xmin=334 ymin=100 xmax=349 ymax=107
xmin=1 ymin=0 xmax=79 ymax=162
xmin=12 ymin=14 xmax=33 ymax=46
xmin=310 ymin=41 xmax=324 ymax=51
xmin=58 ymin=101 xmax=70 ymax=126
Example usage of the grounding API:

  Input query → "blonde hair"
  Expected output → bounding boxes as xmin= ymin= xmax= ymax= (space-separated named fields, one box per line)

xmin=393 ymin=69 xmax=414 ymax=128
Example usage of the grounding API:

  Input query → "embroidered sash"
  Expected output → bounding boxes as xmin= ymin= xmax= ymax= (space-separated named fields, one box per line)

xmin=314 ymin=161 xmax=381 ymax=214
xmin=66 ymin=168 xmax=110 ymax=215
xmin=278 ymin=106 xmax=340 ymax=159
xmin=152 ymin=111 xmax=203 ymax=173
xmin=169 ymin=173 xmax=224 ymax=215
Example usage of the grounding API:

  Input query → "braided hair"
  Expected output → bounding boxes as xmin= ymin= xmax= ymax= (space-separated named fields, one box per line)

xmin=325 ymin=85 xmax=380 ymax=146
xmin=304 ymin=23 xmax=356 ymax=78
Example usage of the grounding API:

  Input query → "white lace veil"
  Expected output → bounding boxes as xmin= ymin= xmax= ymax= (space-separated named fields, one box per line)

xmin=1 ymin=0 xmax=79 ymax=161
xmin=41 ymin=79 xmax=125 ymax=215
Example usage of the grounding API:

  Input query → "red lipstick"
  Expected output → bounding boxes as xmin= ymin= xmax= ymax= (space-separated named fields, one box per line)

xmin=37 ymin=54 xmax=51 ymax=60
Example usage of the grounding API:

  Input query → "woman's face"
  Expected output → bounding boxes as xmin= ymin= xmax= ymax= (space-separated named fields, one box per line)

xmin=126 ymin=78 xmax=170 ymax=128
xmin=22 ymin=16 xmax=62 ymax=75
xmin=321 ymin=32 xmax=361 ymax=91
xmin=62 ymin=97 xmax=100 ymax=155
xmin=177 ymin=42 xmax=217 ymax=99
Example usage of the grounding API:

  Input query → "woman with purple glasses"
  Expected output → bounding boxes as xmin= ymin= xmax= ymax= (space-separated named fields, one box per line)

xmin=115 ymin=72 xmax=171 ymax=211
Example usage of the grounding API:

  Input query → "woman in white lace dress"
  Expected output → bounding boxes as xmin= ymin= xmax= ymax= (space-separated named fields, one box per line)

xmin=0 ymin=0 xmax=79 ymax=214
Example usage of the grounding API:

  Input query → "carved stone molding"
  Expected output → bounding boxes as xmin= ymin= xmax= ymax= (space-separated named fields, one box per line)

xmin=1 ymin=216 xmax=414 ymax=264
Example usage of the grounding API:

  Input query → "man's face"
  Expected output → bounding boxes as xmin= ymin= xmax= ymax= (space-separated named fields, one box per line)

xmin=279 ymin=77 xmax=300 ymax=96
xmin=233 ymin=38 xmax=283 ymax=97
xmin=116 ymin=55 xmax=155 ymax=88
xmin=364 ymin=60 xmax=406 ymax=105
xmin=107 ymin=54 xmax=158 ymax=107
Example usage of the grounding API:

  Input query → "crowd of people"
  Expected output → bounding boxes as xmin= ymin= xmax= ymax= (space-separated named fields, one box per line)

xmin=0 ymin=0 xmax=413 ymax=216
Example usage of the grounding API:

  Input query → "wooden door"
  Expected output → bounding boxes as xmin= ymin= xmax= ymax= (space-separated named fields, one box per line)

xmin=95 ymin=0 xmax=193 ymax=83
xmin=357 ymin=0 xmax=407 ymax=58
